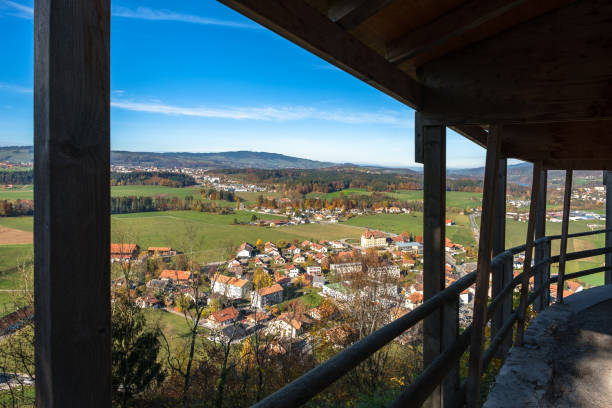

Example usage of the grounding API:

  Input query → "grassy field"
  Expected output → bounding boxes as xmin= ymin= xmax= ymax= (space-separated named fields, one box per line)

xmin=343 ymin=211 xmax=477 ymax=248
xmin=112 ymin=210 xmax=364 ymax=264
xmin=0 ymin=185 xmax=205 ymax=201
xmin=0 ymin=245 xmax=32 ymax=316
xmin=504 ymin=217 xmax=606 ymax=286
xmin=0 ymin=185 xmax=33 ymax=200
xmin=0 ymin=217 xmax=33 ymax=232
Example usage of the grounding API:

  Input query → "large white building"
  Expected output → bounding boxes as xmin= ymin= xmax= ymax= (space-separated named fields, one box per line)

xmin=361 ymin=229 xmax=389 ymax=248
xmin=212 ymin=275 xmax=252 ymax=299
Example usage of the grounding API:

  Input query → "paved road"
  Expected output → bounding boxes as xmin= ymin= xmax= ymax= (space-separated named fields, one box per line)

xmin=469 ymin=213 xmax=480 ymax=244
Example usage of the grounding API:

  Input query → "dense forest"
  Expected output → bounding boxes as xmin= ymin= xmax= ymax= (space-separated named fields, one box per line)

xmin=0 ymin=199 xmax=33 ymax=216
xmin=111 ymin=195 xmax=234 ymax=215
xmin=0 ymin=170 xmax=33 ymax=185
xmin=110 ymin=171 xmax=197 ymax=187
xmin=219 ymin=168 xmax=484 ymax=194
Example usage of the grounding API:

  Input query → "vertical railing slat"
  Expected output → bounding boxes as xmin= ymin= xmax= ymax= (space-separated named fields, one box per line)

xmin=466 ymin=126 xmax=502 ymax=408
xmin=534 ymin=169 xmax=548 ymax=310
xmin=421 ymin=116 xmax=447 ymax=408
xmin=516 ymin=161 xmax=543 ymax=346
xmin=557 ymin=169 xmax=573 ymax=303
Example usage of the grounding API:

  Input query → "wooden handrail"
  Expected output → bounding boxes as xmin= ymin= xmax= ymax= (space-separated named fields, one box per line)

xmin=251 ymin=232 xmax=612 ymax=408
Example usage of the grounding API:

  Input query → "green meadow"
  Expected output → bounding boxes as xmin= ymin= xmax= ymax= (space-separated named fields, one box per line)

xmin=111 ymin=210 xmax=363 ymax=264
xmin=344 ymin=211 xmax=477 ymax=248
xmin=306 ymin=189 xmax=482 ymax=210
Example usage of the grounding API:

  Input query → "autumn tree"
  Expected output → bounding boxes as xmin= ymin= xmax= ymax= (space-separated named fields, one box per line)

xmin=253 ymin=268 xmax=274 ymax=290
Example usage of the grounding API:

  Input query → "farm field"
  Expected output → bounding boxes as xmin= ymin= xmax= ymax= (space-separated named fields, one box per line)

xmin=0 ymin=185 xmax=282 ymax=207
xmin=307 ymin=189 xmax=482 ymax=210
xmin=0 ymin=184 xmax=33 ymax=200
xmin=504 ymin=218 xmax=606 ymax=287
xmin=111 ymin=210 xmax=364 ymax=264
xmin=343 ymin=211 xmax=477 ymax=248
xmin=0 ymin=245 xmax=32 ymax=316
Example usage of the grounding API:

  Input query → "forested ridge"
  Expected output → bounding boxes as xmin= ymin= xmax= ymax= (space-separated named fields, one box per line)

xmin=111 ymin=171 xmax=196 ymax=187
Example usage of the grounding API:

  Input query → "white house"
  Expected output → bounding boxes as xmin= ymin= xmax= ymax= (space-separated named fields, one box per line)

xmin=236 ymin=242 xmax=254 ymax=258
xmin=306 ymin=266 xmax=322 ymax=275
xmin=286 ymin=264 xmax=302 ymax=278
xmin=212 ymin=275 xmax=252 ymax=299
xmin=250 ymin=284 xmax=284 ymax=309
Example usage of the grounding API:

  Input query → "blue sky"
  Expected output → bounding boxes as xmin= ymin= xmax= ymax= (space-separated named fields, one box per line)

xmin=0 ymin=0 xmax=486 ymax=168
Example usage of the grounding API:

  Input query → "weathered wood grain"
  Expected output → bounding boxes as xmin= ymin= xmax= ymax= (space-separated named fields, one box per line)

xmin=327 ymin=0 xmax=397 ymax=29
xmin=466 ymin=126 xmax=501 ymax=407
xmin=387 ymin=0 xmax=528 ymax=64
xmin=34 ymin=0 xmax=111 ymax=406
xmin=418 ymin=0 xmax=612 ymax=124
xmin=516 ymin=162 xmax=543 ymax=346
xmin=556 ymin=170 xmax=573 ymax=303
xmin=422 ymin=124 xmax=446 ymax=408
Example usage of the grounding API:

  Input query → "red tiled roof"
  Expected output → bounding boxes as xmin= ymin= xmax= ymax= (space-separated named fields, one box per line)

xmin=257 ymin=284 xmax=283 ymax=297
xmin=408 ymin=292 xmax=424 ymax=303
xmin=159 ymin=269 xmax=191 ymax=282
xmin=215 ymin=274 xmax=250 ymax=287
xmin=362 ymin=229 xmax=387 ymax=239
xmin=111 ymin=243 xmax=137 ymax=254
xmin=148 ymin=247 xmax=171 ymax=252
xmin=210 ymin=307 xmax=239 ymax=323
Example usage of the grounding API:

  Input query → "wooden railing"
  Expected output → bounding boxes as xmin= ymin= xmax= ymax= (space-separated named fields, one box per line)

xmin=251 ymin=228 xmax=612 ymax=408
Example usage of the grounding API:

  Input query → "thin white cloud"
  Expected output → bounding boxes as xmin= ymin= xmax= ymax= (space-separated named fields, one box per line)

xmin=0 ymin=0 xmax=33 ymax=19
xmin=112 ymin=6 xmax=260 ymax=29
xmin=0 ymin=82 xmax=32 ymax=94
xmin=111 ymin=99 xmax=412 ymax=127
xmin=312 ymin=64 xmax=341 ymax=72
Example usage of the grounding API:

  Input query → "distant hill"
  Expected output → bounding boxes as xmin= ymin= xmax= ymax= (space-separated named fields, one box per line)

xmin=448 ymin=162 xmax=603 ymax=186
xmin=0 ymin=146 xmax=33 ymax=163
xmin=0 ymin=147 xmax=338 ymax=169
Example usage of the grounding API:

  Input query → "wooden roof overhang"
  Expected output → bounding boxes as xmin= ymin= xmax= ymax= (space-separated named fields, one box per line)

xmin=218 ymin=0 xmax=612 ymax=170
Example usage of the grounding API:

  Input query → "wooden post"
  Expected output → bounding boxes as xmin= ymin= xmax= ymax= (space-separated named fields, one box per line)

xmin=515 ymin=162 xmax=543 ymax=346
xmin=420 ymin=114 xmax=448 ymax=408
xmin=556 ymin=170 xmax=573 ymax=303
xmin=34 ymin=1 xmax=111 ymax=406
xmin=466 ymin=126 xmax=501 ymax=408
xmin=491 ymin=158 xmax=507 ymax=356
xmin=534 ymin=169 xmax=548 ymax=310
xmin=605 ymin=171 xmax=612 ymax=285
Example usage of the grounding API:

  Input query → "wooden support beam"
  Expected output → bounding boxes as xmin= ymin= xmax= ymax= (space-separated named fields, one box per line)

xmin=422 ymin=123 xmax=446 ymax=408
xmin=34 ymin=0 xmax=111 ymax=406
xmin=450 ymin=125 xmax=487 ymax=148
xmin=556 ymin=170 xmax=573 ymax=303
xmin=534 ymin=169 xmax=549 ymax=310
xmin=516 ymin=161 xmax=543 ymax=346
xmin=328 ymin=0 xmax=396 ymax=30
xmin=418 ymin=0 xmax=612 ymax=124
xmin=218 ymin=0 xmax=422 ymax=109
xmin=491 ymin=158 xmax=507 ymax=356
xmin=606 ymin=171 xmax=612 ymax=285
xmin=466 ymin=126 xmax=501 ymax=408
xmin=387 ymin=0 xmax=528 ymax=64
xmin=501 ymin=121 xmax=612 ymax=164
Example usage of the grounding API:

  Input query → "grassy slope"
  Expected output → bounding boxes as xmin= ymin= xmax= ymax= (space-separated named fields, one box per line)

xmin=306 ymin=189 xmax=483 ymax=210
xmin=0 ymin=245 xmax=32 ymax=316
xmin=112 ymin=210 xmax=363 ymax=264
xmin=344 ymin=211 xmax=476 ymax=248
xmin=505 ymin=218 xmax=606 ymax=286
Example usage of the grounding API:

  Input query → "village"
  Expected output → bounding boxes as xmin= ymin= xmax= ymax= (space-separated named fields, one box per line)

xmin=109 ymin=226 xmax=479 ymax=348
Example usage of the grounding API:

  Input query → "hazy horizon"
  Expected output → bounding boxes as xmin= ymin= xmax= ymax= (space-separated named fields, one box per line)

xmin=0 ymin=0 xmax=487 ymax=168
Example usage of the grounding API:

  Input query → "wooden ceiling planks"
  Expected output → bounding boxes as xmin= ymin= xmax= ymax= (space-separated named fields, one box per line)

xmin=417 ymin=0 xmax=612 ymax=124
